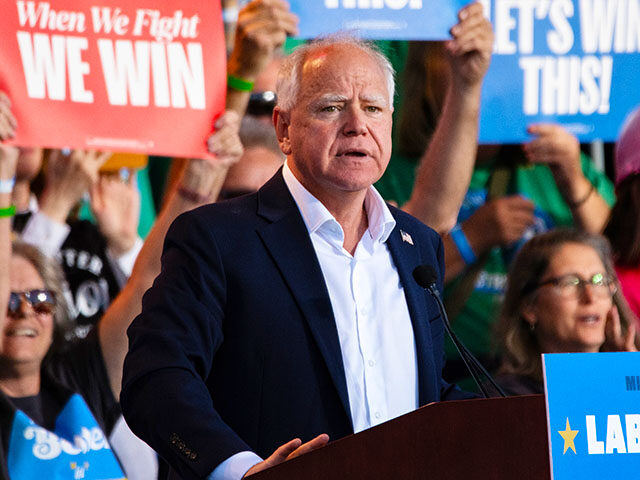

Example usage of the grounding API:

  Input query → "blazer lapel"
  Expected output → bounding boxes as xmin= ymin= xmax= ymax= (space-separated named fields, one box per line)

xmin=386 ymin=225 xmax=438 ymax=407
xmin=255 ymin=172 xmax=353 ymax=428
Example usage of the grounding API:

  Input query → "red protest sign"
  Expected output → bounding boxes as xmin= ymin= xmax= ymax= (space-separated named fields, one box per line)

xmin=0 ymin=0 xmax=226 ymax=158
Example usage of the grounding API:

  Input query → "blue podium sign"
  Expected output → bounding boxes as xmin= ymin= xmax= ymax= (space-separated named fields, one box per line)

xmin=543 ymin=352 xmax=640 ymax=479
xmin=289 ymin=0 xmax=468 ymax=40
xmin=479 ymin=0 xmax=640 ymax=143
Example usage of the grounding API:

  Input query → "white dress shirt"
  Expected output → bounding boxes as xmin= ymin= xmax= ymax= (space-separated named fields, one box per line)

xmin=211 ymin=165 xmax=418 ymax=479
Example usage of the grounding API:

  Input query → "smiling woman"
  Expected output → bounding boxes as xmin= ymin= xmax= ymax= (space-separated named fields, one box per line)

xmin=3 ymin=242 xmax=73 ymax=372
xmin=0 ymin=242 xmax=128 ymax=476
xmin=494 ymin=229 xmax=638 ymax=396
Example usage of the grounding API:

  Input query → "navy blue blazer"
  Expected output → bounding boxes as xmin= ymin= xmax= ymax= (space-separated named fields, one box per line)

xmin=121 ymin=170 xmax=470 ymax=480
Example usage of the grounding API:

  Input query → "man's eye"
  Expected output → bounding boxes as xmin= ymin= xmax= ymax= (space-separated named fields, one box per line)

xmin=322 ymin=105 xmax=339 ymax=113
xmin=366 ymin=106 xmax=381 ymax=113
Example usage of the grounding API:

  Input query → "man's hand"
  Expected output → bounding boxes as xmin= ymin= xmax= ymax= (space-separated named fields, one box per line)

xmin=227 ymin=0 xmax=298 ymax=82
xmin=0 ymin=92 xmax=17 ymax=141
xmin=462 ymin=195 xmax=536 ymax=252
xmin=244 ymin=434 xmax=329 ymax=477
xmin=446 ymin=2 xmax=494 ymax=91
xmin=91 ymin=171 xmax=141 ymax=257
xmin=39 ymin=149 xmax=111 ymax=224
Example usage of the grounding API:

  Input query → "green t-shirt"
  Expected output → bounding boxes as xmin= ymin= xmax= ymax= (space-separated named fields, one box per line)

xmin=375 ymin=152 xmax=417 ymax=206
xmin=377 ymin=150 xmax=615 ymax=359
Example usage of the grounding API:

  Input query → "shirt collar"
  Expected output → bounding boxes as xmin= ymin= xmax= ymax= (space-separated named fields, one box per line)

xmin=282 ymin=162 xmax=396 ymax=244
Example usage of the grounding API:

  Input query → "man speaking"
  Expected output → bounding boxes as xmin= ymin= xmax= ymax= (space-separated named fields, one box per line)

xmin=121 ymin=4 xmax=493 ymax=479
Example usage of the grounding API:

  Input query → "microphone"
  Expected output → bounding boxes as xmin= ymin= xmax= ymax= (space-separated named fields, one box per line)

xmin=413 ymin=265 xmax=505 ymax=398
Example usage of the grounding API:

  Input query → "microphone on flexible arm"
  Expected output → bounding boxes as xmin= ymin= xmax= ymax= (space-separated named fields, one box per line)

xmin=412 ymin=265 xmax=506 ymax=398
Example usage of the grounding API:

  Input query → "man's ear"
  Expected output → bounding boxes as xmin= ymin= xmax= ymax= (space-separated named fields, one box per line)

xmin=273 ymin=107 xmax=292 ymax=155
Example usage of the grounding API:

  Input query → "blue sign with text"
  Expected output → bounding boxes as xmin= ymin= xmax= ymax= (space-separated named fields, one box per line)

xmin=543 ymin=352 xmax=640 ymax=479
xmin=289 ymin=0 xmax=468 ymax=40
xmin=479 ymin=0 xmax=640 ymax=143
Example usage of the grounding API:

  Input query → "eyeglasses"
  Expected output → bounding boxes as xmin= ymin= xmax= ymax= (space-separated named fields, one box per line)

xmin=536 ymin=273 xmax=616 ymax=298
xmin=7 ymin=290 xmax=56 ymax=316
xmin=246 ymin=91 xmax=277 ymax=117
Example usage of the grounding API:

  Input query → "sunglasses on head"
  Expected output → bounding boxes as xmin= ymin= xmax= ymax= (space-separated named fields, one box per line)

xmin=7 ymin=289 xmax=56 ymax=316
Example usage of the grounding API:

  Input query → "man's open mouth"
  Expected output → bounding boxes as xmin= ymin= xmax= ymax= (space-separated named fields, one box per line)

xmin=338 ymin=150 xmax=367 ymax=157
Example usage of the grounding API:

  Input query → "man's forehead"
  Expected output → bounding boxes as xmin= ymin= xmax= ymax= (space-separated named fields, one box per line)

xmin=303 ymin=49 xmax=330 ymax=70
xmin=302 ymin=44 xmax=379 ymax=75
xmin=299 ymin=45 xmax=386 ymax=92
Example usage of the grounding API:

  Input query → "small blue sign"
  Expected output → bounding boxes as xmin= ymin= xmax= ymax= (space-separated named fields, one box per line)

xmin=543 ymin=352 xmax=640 ymax=479
xmin=479 ymin=0 xmax=640 ymax=143
xmin=289 ymin=0 xmax=468 ymax=40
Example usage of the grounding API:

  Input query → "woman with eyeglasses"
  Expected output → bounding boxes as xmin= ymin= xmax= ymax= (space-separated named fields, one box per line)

xmin=494 ymin=229 xmax=638 ymax=396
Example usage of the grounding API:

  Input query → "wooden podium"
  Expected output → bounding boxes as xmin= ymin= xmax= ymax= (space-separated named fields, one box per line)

xmin=252 ymin=395 xmax=551 ymax=480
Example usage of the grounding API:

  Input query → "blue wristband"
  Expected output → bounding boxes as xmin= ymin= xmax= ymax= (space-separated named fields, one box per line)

xmin=450 ymin=225 xmax=477 ymax=265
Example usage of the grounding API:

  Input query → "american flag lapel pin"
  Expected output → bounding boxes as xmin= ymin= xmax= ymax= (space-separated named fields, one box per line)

xmin=400 ymin=229 xmax=414 ymax=245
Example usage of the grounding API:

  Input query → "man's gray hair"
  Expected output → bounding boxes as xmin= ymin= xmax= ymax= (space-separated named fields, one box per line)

xmin=275 ymin=35 xmax=395 ymax=112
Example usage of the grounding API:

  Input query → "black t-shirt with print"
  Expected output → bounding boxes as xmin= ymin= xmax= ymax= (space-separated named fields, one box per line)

xmin=13 ymin=215 xmax=124 ymax=337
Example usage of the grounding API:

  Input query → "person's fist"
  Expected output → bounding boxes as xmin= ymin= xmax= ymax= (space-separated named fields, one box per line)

xmin=228 ymin=0 xmax=298 ymax=81
xmin=464 ymin=195 xmax=536 ymax=250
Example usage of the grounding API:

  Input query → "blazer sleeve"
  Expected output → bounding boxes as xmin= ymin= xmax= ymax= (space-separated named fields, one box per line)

xmin=121 ymin=209 xmax=251 ymax=480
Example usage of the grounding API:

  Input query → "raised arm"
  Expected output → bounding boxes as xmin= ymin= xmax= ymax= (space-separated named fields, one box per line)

xmin=21 ymin=149 xmax=110 ymax=256
xmin=403 ymin=2 xmax=493 ymax=233
xmin=524 ymin=123 xmax=611 ymax=233
xmin=226 ymin=0 xmax=298 ymax=116
xmin=0 ymin=92 xmax=18 ymax=332
xmin=0 ymin=104 xmax=18 ymax=333
xmin=39 ymin=150 xmax=110 ymax=223
xmin=99 ymin=111 xmax=243 ymax=398
xmin=0 ymin=151 xmax=17 ymax=332
xmin=90 ymin=171 xmax=142 ymax=264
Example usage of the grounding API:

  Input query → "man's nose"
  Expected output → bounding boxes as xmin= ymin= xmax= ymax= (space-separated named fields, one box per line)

xmin=342 ymin=106 xmax=367 ymax=136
